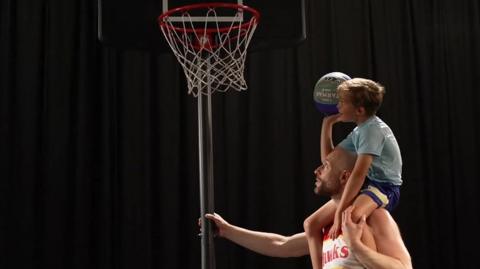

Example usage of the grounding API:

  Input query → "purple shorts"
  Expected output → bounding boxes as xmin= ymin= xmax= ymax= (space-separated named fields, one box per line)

xmin=360 ymin=178 xmax=400 ymax=212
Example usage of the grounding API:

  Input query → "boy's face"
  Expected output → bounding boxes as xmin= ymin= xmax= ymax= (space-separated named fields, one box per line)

xmin=337 ymin=93 xmax=358 ymax=122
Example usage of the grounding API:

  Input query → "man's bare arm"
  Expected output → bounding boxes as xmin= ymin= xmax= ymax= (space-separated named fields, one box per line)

xmin=343 ymin=208 xmax=412 ymax=269
xmin=205 ymin=213 xmax=309 ymax=258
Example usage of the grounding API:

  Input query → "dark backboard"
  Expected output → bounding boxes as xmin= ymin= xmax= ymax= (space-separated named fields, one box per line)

xmin=97 ymin=0 xmax=306 ymax=51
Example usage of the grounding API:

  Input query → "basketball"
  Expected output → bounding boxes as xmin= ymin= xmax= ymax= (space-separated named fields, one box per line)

xmin=313 ymin=72 xmax=351 ymax=115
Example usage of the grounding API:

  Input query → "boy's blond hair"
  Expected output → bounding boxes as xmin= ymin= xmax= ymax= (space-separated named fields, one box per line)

xmin=337 ymin=78 xmax=385 ymax=116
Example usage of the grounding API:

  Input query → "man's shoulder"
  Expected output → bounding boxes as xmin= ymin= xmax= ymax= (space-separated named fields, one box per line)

xmin=367 ymin=209 xmax=398 ymax=235
xmin=368 ymin=209 xmax=392 ymax=223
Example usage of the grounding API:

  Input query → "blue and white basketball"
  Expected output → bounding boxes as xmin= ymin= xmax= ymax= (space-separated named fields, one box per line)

xmin=313 ymin=72 xmax=351 ymax=115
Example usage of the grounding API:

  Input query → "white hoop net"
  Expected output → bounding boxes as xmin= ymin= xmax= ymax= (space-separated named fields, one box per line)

xmin=159 ymin=5 xmax=259 ymax=97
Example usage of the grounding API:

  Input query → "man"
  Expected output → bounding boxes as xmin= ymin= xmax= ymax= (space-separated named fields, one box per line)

xmin=205 ymin=148 xmax=412 ymax=268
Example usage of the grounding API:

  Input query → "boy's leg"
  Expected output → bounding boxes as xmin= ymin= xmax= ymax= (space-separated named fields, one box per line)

xmin=303 ymin=199 xmax=337 ymax=269
xmin=351 ymin=193 xmax=380 ymax=223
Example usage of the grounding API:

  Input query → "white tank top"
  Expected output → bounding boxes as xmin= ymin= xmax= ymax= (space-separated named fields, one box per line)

xmin=322 ymin=228 xmax=366 ymax=269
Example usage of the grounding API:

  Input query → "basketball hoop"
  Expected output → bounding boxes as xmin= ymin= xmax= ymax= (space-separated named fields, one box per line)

xmin=158 ymin=3 xmax=260 ymax=97
xmin=158 ymin=5 xmax=259 ymax=269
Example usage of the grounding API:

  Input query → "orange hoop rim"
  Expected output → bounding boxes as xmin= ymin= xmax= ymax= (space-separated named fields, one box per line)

xmin=157 ymin=2 xmax=260 ymax=34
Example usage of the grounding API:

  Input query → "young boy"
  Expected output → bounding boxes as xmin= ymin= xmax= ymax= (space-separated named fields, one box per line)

xmin=303 ymin=78 xmax=402 ymax=269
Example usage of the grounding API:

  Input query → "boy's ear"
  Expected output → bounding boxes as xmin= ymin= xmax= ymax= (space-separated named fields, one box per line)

xmin=356 ymin=106 xmax=366 ymax=116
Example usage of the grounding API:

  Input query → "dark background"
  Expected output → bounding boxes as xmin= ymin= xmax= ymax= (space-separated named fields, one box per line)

xmin=1 ymin=0 xmax=480 ymax=268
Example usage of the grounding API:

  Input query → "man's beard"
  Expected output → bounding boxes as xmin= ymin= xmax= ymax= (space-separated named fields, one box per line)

xmin=314 ymin=181 xmax=340 ymax=197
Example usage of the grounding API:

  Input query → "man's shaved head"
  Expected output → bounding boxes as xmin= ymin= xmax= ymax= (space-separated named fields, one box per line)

xmin=313 ymin=147 xmax=357 ymax=198
xmin=326 ymin=147 xmax=357 ymax=173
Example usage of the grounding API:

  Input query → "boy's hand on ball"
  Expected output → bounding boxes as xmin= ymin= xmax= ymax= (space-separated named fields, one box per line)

xmin=324 ymin=114 xmax=341 ymax=124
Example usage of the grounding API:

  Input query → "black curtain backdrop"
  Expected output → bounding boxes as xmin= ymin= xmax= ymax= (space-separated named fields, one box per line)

xmin=1 ymin=0 xmax=480 ymax=268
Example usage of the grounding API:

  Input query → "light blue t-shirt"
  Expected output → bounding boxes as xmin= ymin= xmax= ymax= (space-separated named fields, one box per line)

xmin=338 ymin=116 xmax=402 ymax=185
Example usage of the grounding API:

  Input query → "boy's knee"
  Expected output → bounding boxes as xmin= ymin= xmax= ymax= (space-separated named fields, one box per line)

xmin=303 ymin=217 xmax=321 ymax=236
xmin=350 ymin=208 xmax=364 ymax=223
xmin=303 ymin=217 xmax=312 ymax=234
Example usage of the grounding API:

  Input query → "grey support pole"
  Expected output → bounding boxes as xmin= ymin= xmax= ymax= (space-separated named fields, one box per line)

xmin=198 ymin=59 xmax=216 ymax=269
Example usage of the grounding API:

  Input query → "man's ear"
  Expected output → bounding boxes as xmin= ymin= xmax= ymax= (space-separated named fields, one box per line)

xmin=340 ymin=170 xmax=351 ymax=183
